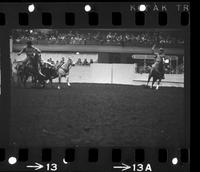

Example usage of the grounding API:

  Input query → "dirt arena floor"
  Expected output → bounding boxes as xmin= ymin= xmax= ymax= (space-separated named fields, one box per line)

xmin=9 ymin=83 xmax=185 ymax=147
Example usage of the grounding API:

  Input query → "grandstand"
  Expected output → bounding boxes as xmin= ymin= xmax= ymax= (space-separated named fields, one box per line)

xmin=12 ymin=29 xmax=184 ymax=48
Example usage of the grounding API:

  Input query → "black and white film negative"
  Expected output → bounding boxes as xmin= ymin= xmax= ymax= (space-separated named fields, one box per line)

xmin=0 ymin=2 xmax=190 ymax=172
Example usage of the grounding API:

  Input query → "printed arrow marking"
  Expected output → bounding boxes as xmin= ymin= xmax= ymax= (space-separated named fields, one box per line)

xmin=26 ymin=162 xmax=44 ymax=171
xmin=113 ymin=163 xmax=131 ymax=171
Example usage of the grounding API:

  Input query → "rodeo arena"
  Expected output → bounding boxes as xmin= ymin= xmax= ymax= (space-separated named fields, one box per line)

xmin=8 ymin=29 xmax=185 ymax=147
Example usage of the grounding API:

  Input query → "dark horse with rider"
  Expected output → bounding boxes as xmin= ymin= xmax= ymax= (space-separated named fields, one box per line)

xmin=146 ymin=44 xmax=168 ymax=90
xmin=15 ymin=41 xmax=69 ymax=88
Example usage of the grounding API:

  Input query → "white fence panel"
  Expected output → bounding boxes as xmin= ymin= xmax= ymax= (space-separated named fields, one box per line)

xmin=112 ymin=64 xmax=134 ymax=85
xmin=90 ymin=64 xmax=112 ymax=84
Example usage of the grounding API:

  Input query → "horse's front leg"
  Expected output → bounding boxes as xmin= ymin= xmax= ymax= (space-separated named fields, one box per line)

xmin=49 ymin=79 xmax=53 ymax=88
xmin=23 ymin=75 xmax=28 ymax=87
xmin=57 ymin=75 xmax=61 ymax=89
xmin=17 ymin=74 xmax=22 ymax=87
xmin=33 ymin=75 xmax=37 ymax=88
xmin=152 ymin=77 xmax=156 ymax=89
xmin=156 ymin=79 xmax=161 ymax=90
xmin=146 ymin=73 xmax=152 ymax=87
xmin=66 ymin=74 xmax=71 ymax=87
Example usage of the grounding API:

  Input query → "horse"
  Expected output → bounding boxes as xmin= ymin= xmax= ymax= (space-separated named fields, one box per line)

xmin=12 ymin=60 xmax=23 ymax=85
xmin=14 ymin=57 xmax=74 ymax=89
xmin=57 ymin=58 xmax=74 ymax=89
xmin=13 ymin=61 xmax=32 ymax=87
xmin=37 ymin=58 xmax=74 ymax=89
xmin=40 ymin=61 xmax=58 ymax=87
xmin=14 ymin=54 xmax=45 ymax=87
xmin=146 ymin=60 xmax=165 ymax=90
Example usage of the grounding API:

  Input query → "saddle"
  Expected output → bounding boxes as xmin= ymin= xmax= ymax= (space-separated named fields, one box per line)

xmin=60 ymin=66 xmax=69 ymax=74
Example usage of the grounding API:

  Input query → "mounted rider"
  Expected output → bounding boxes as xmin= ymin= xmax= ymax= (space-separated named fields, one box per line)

xmin=56 ymin=57 xmax=65 ymax=70
xmin=17 ymin=41 xmax=45 ymax=77
xmin=151 ymin=44 xmax=166 ymax=79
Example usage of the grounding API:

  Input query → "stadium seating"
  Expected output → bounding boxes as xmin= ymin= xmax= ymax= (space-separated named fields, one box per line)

xmin=12 ymin=29 xmax=184 ymax=48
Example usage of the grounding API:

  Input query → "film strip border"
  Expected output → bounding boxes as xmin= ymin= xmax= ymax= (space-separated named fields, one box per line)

xmin=0 ymin=2 xmax=190 ymax=27
xmin=0 ymin=11 xmax=190 ymax=26
xmin=0 ymin=2 xmax=190 ymax=171
xmin=0 ymin=148 xmax=190 ymax=163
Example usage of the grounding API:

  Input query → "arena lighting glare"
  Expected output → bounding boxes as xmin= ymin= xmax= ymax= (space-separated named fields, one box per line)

xmin=84 ymin=4 xmax=92 ymax=12
xmin=76 ymin=52 xmax=80 ymax=54
xmin=138 ymin=4 xmax=146 ymax=12
xmin=28 ymin=4 xmax=35 ymax=13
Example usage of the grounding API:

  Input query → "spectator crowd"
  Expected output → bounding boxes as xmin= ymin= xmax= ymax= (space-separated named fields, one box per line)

xmin=12 ymin=29 xmax=184 ymax=48
xmin=45 ymin=57 xmax=93 ymax=67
